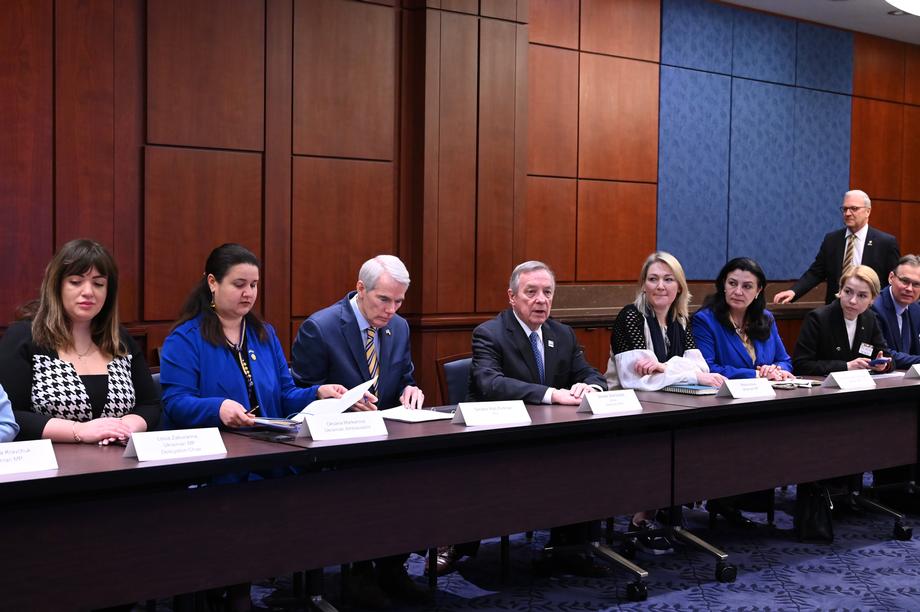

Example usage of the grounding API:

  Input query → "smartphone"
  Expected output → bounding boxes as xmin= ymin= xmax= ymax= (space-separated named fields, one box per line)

xmin=868 ymin=358 xmax=890 ymax=366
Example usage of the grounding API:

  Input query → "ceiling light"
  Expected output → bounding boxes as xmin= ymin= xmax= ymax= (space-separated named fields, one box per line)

xmin=885 ymin=0 xmax=920 ymax=16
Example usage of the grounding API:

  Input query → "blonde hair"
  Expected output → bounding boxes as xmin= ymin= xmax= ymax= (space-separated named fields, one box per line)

xmin=32 ymin=239 xmax=125 ymax=357
xmin=634 ymin=251 xmax=691 ymax=326
xmin=837 ymin=264 xmax=881 ymax=299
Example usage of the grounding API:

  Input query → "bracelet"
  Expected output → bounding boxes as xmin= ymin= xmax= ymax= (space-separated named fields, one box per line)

xmin=72 ymin=421 xmax=82 ymax=443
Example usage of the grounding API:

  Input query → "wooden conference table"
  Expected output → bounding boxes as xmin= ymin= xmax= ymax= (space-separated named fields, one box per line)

xmin=3 ymin=377 xmax=919 ymax=610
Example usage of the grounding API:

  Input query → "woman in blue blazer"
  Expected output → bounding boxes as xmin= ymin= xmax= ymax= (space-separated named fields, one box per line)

xmin=160 ymin=244 xmax=345 ymax=430
xmin=691 ymin=257 xmax=794 ymax=527
xmin=692 ymin=257 xmax=794 ymax=381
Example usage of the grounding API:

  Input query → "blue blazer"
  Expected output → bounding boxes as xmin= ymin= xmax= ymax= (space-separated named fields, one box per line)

xmin=691 ymin=307 xmax=792 ymax=379
xmin=871 ymin=288 xmax=920 ymax=368
xmin=160 ymin=316 xmax=317 ymax=429
xmin=291 ymin=292 xmax=415 ymax=410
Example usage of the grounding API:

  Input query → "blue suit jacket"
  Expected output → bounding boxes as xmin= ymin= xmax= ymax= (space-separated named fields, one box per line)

xmin=160 ymin=316 xmax=317 ymax=429
xmin=871 ymin=288 xmax=920 ymax=368
xmin=291 ymin=292 xmax=415 ymax=410
xmin=691 ymin=307 xmax=792 ymax=379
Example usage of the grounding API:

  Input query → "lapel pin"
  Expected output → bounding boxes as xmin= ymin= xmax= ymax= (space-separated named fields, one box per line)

xmin=385 ymin=328 xmax=391 ymax=336
xmin=547 ymin=340 xmax=555 ymax=348
xmin=835 ymin=347 xmax=841 ymax=351
xmin=249 ymin=350 xmax=257 ymax=360
xmin=868 ymin=240 xmax=874 ymax=246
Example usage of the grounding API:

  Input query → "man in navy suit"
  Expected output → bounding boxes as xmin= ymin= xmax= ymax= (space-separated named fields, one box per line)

xmin=871 ymin=254 xmax=920 ymax=369
xmin=775 ymin=190 xmax=900 ymax=305
xmin=292 ymin=255 xmax=427 ymax=607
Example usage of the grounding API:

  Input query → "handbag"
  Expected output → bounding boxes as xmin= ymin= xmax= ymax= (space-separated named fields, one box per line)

xmin=794 ymin=482 xmax=834 ymax=542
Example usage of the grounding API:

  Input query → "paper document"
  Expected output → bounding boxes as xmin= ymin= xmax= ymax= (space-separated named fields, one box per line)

xmin=380 ymin=406 xmax=454 ymax=423
xmin=291 ymin=378 xmax=377 ymax=421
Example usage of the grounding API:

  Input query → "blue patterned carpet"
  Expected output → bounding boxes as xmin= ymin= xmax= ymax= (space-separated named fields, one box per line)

xmin=182 ymin=487 xmax=920 ymax=611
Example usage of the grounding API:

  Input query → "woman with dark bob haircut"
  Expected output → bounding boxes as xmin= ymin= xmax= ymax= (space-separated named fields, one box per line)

xmin=159 ymin=243 xmax=345 ymax=430
xmin=691 ymin=257 xmax=794 ymax=527
xmin=0 ymin=239 xmax=160 ymax=443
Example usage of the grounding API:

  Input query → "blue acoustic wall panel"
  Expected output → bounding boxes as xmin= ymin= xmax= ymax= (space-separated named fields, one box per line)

xmin=731 ymin=9 xmax=795 ymax=85
xmin=658 ymin=66 xmax=732 ymax=280
xmin=660 ymin=0 xmax=733 ymax=74
xmin=796 ymin=22 xmax=853 ymax=94
xmin=792 ymin=88 xmax=851 ymax=274
xmin=728 ymin=79 xmax=796 ymax=280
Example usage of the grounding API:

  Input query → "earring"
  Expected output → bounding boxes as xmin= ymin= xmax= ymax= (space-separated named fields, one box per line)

xmin=210 ymin=292 xmax=216 ymax=310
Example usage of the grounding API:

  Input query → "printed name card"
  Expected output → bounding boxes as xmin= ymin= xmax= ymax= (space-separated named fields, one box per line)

xmin=452 ymin=401 xmax=531 ymax=427
xmin=296 ymin=412 xmax=388 ymax=441
xmin=904 ymin=365 xmax=920 ymax=379
xmin=716 ymin=378 xmax=776 ymax=399
xmin=0 ymin=439 xmax=58 ymax=475
xmin=821 ymin=369 xmax=876 ymax=390
xmin=123 ymin=428 xmax=226 ymax=462
xmin=577 ymin=390 xmax=643 ymax=416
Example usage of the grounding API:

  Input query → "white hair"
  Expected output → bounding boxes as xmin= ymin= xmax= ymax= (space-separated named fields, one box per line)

xmin=844 ymin=189 xmax=871 ymax=208
xmin=359 ymin=255 xmax=410 ymax=290
xmin=509 ymin=260 xmax=555 ymax=293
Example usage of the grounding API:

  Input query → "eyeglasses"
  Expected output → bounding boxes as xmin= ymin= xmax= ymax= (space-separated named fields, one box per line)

xmin=840 ymin=206 xmax=868 ymax=213
xmin=894 ymin=275 xmax=920 ymax=290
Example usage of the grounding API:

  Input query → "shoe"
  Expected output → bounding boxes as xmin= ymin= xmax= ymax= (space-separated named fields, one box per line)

xmin=707 ymin=499 xmax=757 ymax=529
xmin=425 ymin=545 xmax=461 ymax=577
xmin=345 ymin=568 xmax=392 ymax=609
xmin=629 ymin=520 xmax=675 ymax=555
xmin=552 ymin=552 xmax=614 ymax=578
xmin=378 ymin=564 xmax=433 ymax=605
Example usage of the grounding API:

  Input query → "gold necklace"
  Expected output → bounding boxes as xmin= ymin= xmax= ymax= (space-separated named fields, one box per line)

xmin=74 ymin=343 xmax=96 ymax=359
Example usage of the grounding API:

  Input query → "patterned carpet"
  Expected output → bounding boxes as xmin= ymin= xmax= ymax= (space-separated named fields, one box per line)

xmin=155 ymin=486 xmax=920 ymax=611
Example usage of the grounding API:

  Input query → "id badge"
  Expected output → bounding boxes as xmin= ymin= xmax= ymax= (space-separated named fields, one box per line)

xmin=858 ymin=342 xmax=874 ymax=357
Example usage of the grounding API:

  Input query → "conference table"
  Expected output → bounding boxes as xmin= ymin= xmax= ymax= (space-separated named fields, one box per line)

xmin=3 ymin=376 xmax=919 ymax=610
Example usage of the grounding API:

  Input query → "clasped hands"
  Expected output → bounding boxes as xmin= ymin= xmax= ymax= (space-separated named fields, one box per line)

xmin=756 ymin=364 xmax=794 ymax=380
xmin=634 ymin=356 xmax=726 ymax=388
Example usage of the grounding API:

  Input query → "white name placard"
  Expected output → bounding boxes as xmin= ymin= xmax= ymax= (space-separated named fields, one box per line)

xmin=0 ymin=439 xmax=58 ymax=475
xmin=716 ymin=378 xmax=776 ymax=399
xmin=452 ymin=401 xmax=531 ymax=427
xmin=821 ymin=369 xmax=876 ymax=390
xmin=123 ymin=428 xmax=226 ymax=462
xmin=296 ymin=411 xmax=388 ymax=441
xmin=577 ymin=390 xmax=643 ymax=416
xmin=904 ymin=364 xmax=920 ymax=379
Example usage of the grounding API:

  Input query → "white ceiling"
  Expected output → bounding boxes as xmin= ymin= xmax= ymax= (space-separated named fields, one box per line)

xmin=722 ymin=0 xmax=920 ymax=44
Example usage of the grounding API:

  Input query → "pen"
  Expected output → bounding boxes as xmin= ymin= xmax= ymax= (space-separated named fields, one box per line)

xmin=246 ymin=406 xmax=260 ymax=415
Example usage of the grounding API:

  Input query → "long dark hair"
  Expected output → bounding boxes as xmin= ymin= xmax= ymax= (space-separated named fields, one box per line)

xmin=174 ymin=243 xmax=266 ymax=345
xmin=700 ymin=257 xmax=772 ymax=342
xmin=32 ymin=239 xmax=125 ymax=356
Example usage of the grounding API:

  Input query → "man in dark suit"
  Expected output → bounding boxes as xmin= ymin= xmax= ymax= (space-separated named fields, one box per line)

xmin=774 ymin=190 xmax=900 ymax=305
xmin=291 ymin=254 xmax=427 ymax=608
xmin=871 ymin=254 xmax=920 ymax=369
xmin=469 ymin=260 xmax=610 ymax=577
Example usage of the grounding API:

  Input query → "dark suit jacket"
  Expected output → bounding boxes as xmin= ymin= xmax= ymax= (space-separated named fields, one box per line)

xmin=468 ymin=309 xmax=606 ymax=403
xmin=871 ymin=288 xmax=920 ymax=369
xmin=791 ymin=226 xmax=900 ymax=304
xmin=291 ymin=292 xmax=415 ymax=410
xmin=792 ymin=300 xmax=889 ymax=376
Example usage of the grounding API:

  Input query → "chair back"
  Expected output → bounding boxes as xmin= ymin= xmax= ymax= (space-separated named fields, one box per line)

xmin=151 ymin=372 xmax=162 ymax=398
xmin=436 ymin=352 xmax=473 ymax=406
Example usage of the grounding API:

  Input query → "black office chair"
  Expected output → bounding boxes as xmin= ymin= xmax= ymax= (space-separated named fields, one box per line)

xmin=436 ymin=352 xmax=472 ymax=406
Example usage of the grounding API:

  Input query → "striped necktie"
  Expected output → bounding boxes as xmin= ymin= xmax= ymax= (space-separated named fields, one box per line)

xmin=365 ymin=327 xmax=379 ymax=395
xmin=842 ymin=233 xmax=857 ymax=273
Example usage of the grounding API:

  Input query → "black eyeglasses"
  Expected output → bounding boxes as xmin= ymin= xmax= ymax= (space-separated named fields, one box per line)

xmin=840 ymin=206 xmax=867 ymax=213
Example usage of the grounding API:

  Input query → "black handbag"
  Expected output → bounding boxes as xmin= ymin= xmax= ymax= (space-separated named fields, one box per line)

xmin=794 ymin=482 xmax=834 ymax=542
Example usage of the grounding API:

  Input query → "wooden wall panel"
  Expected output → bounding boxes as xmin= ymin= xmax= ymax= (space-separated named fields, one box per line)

xmin=144 ymin=148 xmax=263 ymax=321
xmin=293 ymin=0 xmax=395 ymax=160
xmin=853 ymin=33 xmax=905 ymax=102
xmin=529 ymin=0 xmax=578 ymax=49
xmin=481 ymin=0 xmax=517 ymax=21
xmin=291 ymin=158 xmax=395 ymax=317
xmin=264 ymin=0 xmax=295 ymax=350
xmin=0 ymin=0 xmax=53 ymax=324
xmin=439 ymin=0 xmax=479 ymax=15
xmin=580 ymin=0 xmax=660 ymax=62
xmin=435 ymin=12 xmax=478 ymax=312
xmin=906 ymin=43 xmax=920 ymax=106
xmin=903 ymin=105 xmax=920 ymax=203
xmin=147 ymin=0 xmax=264 ymax=151
xmin=576 ymin=180 xmax=656 ymax=281
xmin=900 ymin=202 xmax=920 ymax=257
xmin=574 ymin=327 xmax=611 ymax=374
xmin=527 ymin=45 xmax=578 ymax=177
xmin=113 ymin=0 xmax=144 ymax=322
xmin=851 ymin=97 xmax=902 ymax=201
xmin=869 ymin=200 xmax=901 ymax=245
xmin=477 ymin=20 xmax=519 ymax=312
xmin=519 ymin=177 xmax=577 ymax=281
xmin=55 ymin=0 xmax=114 ymax=248
xmin=578 ymin=54 xmax=658 ymax=182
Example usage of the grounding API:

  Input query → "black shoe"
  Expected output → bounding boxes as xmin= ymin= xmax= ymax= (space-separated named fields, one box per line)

xmin=707 ymin=500 xmax=757 ymax=529
xmin=425 ymin=545 xmax=462 ymax=577
xmin=345 ymin=568 xmax=392 ymax=609
xmin=378 ymin=565 xmax=433 ymax=605
xmin=629 ymin=520 xmax=675 ymax=555
xmin=551 ymin=552 xmax=614 ymax=578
